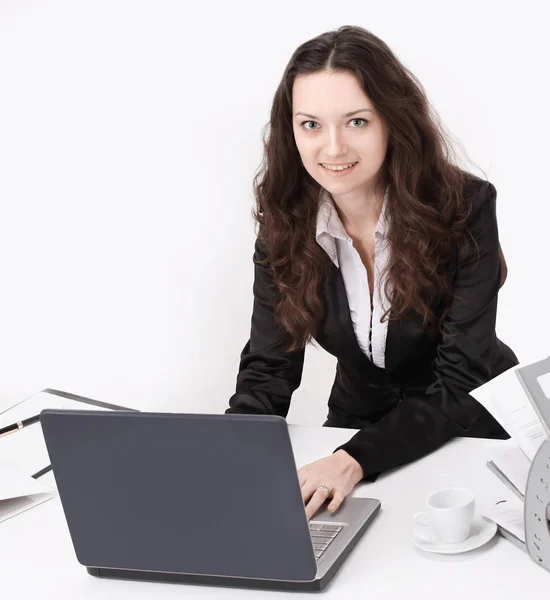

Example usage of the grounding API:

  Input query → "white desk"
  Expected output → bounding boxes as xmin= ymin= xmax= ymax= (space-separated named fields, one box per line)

xmin=1 ymin=393 xmax=548 ymax=599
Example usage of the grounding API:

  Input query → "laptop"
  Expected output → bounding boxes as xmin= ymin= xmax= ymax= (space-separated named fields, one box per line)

xmin=40 ymin=409 xmax=381 ymax=591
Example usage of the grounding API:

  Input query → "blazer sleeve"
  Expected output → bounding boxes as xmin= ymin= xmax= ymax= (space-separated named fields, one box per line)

xmin=335 ymin=180 xmax=505 ymax=479
xmin=225 ymin=237 xmax=305 ymax=417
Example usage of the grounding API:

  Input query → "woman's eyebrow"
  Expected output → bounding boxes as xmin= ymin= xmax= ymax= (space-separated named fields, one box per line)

xmin=294 ymin=108 xmax=374 ymax=119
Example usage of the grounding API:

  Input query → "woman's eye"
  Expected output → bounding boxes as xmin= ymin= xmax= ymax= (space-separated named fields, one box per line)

xmin=302 ymin=121 xmax=319 ymax=130
xmin=301 ymin=118 xmax=367 ymax=130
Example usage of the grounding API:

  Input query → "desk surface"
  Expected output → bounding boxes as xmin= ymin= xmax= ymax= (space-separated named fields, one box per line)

xmin=1 ymin=394 xmax=548 ymax=599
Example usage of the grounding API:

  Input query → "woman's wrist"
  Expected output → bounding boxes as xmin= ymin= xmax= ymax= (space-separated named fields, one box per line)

xmin=334 ymin=449 xmax=364 ymax=481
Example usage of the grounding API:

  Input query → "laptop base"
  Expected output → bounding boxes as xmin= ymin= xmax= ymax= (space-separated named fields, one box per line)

xmin=85 ymin=500 xmax=380 ymax=592
xmin=87 ymin=566 xmax=328 ymax=592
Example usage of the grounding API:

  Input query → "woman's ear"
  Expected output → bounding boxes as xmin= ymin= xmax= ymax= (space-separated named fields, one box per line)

xmin=499 ymin=243 xmax=508 ymax=289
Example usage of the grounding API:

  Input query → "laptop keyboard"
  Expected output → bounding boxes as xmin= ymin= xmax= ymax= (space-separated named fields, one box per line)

xmin=309 ymin=522 xmax=343 ymax=560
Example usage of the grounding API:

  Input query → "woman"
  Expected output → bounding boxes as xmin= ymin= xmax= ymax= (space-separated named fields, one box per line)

xmin=226 ymin=25 xmax=518 ymax=520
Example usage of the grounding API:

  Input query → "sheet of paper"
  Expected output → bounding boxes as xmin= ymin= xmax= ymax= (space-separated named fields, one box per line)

xmin=481 ymin=497 xmax=525 ymax=543
xmin=0 ymin=391 xmax=118 ymax=476
xmin=470 ymin=365 xmax=548 ymax=461
xmin=0 ymin=461 xmax=53 ymax=500
xmin=0 ymin=462 xmax=55 ymax=523
xmin=488 ymin=439 xmax=531 ymax=498
xmin=537 ymin=371 xmax=550 ymax=398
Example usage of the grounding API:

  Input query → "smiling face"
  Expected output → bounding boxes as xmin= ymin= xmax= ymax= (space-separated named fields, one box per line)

xmin=291 ymin=70 xmax=389 ymax=202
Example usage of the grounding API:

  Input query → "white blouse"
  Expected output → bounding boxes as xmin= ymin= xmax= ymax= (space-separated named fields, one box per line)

xmin=315 ymin=187 xmax=391 ymax=369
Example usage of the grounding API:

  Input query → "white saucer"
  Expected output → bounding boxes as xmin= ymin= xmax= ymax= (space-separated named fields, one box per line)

xmin=414 ymin=516 xmax=498 ymax=554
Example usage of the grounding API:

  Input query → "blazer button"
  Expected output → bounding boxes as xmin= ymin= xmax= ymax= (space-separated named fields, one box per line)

xmin=390 ymin=383 xmax=403 ymax=396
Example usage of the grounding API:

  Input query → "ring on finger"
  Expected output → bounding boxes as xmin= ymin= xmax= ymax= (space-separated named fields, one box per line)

xmin=317 ymin=484 xmax=331 ymax=495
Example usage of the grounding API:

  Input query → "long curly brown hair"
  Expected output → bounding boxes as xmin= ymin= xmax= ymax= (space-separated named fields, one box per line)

xmin=252 ymin=25 xmax=485 ymax=352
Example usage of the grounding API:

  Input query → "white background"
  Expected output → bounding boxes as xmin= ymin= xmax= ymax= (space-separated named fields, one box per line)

xmin=0 ymin=0 xmax=548 ymax=424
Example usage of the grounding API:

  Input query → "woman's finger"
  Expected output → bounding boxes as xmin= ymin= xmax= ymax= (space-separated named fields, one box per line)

xmin=301 ymin=480 xmax=318 ymax=503
xmin=328 ymin=491 xmax=345 ymax=513
xmin=305 ymin=486 xmax=332 ymax=521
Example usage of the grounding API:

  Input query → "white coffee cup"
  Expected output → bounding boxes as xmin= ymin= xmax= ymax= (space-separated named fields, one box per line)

xmin=413 ymin=487 xmax=475 ymax=544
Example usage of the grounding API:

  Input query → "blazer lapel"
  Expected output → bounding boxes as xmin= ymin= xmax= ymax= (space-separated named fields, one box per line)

xmin=320 ymin=262 xmax=368 ymax=363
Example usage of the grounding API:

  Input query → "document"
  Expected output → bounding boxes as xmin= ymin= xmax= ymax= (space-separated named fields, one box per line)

xmin=470 ymin=364 xmax=548 ymax=461
xmin=481 ymin=497 xmax=525 ymax=549
xmin=0 ymin=462 xmax=55 ymax=523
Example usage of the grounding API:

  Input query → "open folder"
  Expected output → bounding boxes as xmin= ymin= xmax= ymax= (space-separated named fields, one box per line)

xmin=0 ymin=389 xmax=134 ymax=478
xmin=0 ymin=462 xmax=55 ymax=523
xmin=0 ymin=389 xmax=135 ymax=524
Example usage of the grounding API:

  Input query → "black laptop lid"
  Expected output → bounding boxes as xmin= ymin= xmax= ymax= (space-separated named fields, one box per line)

xmin=40 ymin=410 xmax=317 ymax=582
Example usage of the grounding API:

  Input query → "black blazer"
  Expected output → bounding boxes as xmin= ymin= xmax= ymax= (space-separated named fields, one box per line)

xmin=226 ymin=176 xmax=518 ymax=480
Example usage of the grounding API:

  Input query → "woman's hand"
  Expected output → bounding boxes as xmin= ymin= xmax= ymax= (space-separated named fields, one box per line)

xmin=298 ymin=450 xmax=364 ymax=520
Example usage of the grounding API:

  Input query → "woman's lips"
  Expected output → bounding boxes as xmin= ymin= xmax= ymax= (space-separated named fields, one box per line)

xmin=320 ymin=162 xmax=358 ymax=176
